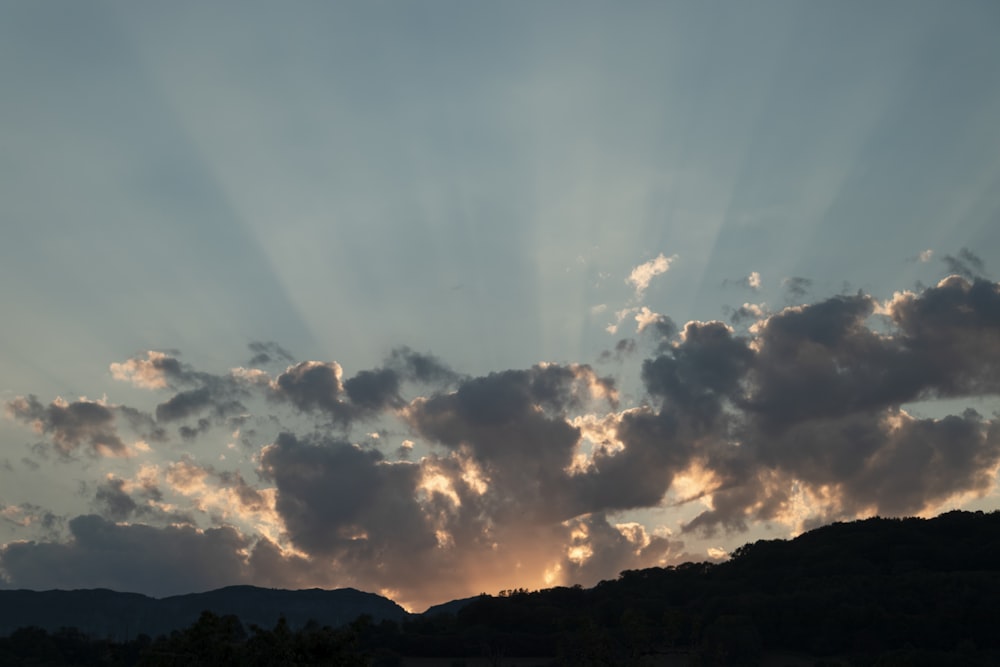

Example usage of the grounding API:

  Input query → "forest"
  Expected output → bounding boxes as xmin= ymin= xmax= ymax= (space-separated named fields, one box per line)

xmin=2 ymin=510 xmax=999 ymax=666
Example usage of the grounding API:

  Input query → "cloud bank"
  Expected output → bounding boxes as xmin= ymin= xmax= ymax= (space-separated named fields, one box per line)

xmin=3 ymin=275 xmax=1000 ymax=610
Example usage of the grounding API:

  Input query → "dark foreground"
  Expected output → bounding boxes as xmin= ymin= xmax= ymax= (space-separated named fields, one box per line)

xmin=3 ymin=510 xmax=1000 ymax=666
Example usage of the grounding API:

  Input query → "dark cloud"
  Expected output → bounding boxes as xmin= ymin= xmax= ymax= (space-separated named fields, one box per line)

xmin=665 ymin=276 xmax=1000 ymax=534
xmin=746 ymin=293 xmax=911 ymax=427
xmin=247 ymin=341 xmax=295 ymax=367
xmin=0 ymin=515 xmax=250 ymax=597
xmin=645 ymin=316 xmax=679 ymax=351
xmin=255 ymin=432 xmax=473 ymax=606
xmin=560 ymin=514 xmax=678 ymax=586
xmin=573 ymin=325 xmax=749 ymax=515
xmin=252 ymin=422 xmax=682 ymax=608
xmin=782 ymin=276 xmax=812 ymax=300
xmin=216 ymin=470 xmax=268 ymax=513
xmin=385 ymin=346 xmax=460 ymax=386
xmin=118 ymin=405 xmax=168 ymax=443
xmin=817 ymin=409 xmax=998 ymax=517
xmin=155 ymin=387 xmax=213 ymax=422
xmin=5 ymin=396 xmax=127 ymax=457
xmin=260 ymin=432 xmax=429 ymax=556
xmin=685 ymin=408 xmax=1000 ymax=536
xmin=578 ymin=408 xmax=697 ymax=512
xmin=405 ymin=365 xmax=607 ymax=522
xmin=644 ymin=321 xmax=753 ymax=411
xmin=112 ymin=351 xmax=255 ymax=437
xmin=571 ymin=322 xmax=755 ymax=518
xmin=728 ymin=303 xmax=766 ymax=326
xmin=178 ymin=418 xmax=212 ymax=441
xmin=244 ymin=536 xmax=326 ymax=591
xmin=93 ymin=478 xmax=138 ymax=521
xmin=272 ymin=361 xmax=352 ymax=422
xmin=5 ymin=274 xmax=1000 ymax=607
xmin=942 ymin=247 xmax=986 ymax=280
xmin=343 ymin=368 xmax=402 ymax=412
xmin=88 ymin=474 xmax=185 ymax=526
xmin=599 ymin=338 xmax=637 ymax=363
xmin=155 ymin=388 xmax=245 ymax=423
xmin=888 ymin=276 xmax=1000 ymax=397
xmin=271 ymin=353 xmax=458 ymax=426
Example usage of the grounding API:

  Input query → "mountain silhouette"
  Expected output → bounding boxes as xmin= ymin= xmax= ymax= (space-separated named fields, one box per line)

xmin=0 ymin=585 xmax=407 ymax=639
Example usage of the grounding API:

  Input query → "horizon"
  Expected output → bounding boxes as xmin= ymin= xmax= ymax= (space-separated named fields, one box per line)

xmin=6 ymin=506 xmax=992 ymax=615
xmin=3 ymin=1 xmax=1000 ymax=613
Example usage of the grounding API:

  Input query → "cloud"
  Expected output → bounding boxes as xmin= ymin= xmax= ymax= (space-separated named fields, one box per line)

xmin=683 ymin=407 xmax=1000 ymax=537
xmin=4 ymin=273 xmax=1000 ymax=609
xmin=1 ymin=504 xmax=61 ymax=536
xmin=273 ymin=348 xmax=459 ymax=424
xmin=259 ymin=433 xmax=424 ymax=556
xmin=246 ymin=341 xmax=295 ymax=367
xmin=942 ymin=247 xmax=987 ymax=280
xmin=256 ymin=431 xmax=583 ymax=607
xmin=781 ymin=276 xmax=812 ymax=300
xmin=5 ymin=396 xmax=130 ymax=457
xmin=729 ymin=302 xmax=766 ymax=326
xmin=598 ymin=338 xmax=637 ymax=363
xmin=93 ymin=477 xmax=139 ymax=521
xmin=109 ymin=351 xmax=190 ymax=390
xmin=344 ymin=368 xmax=403 ymax=412
xmin=723 ymin=271 xmax=761 ymax=290
xmin=111 ymin=351 xmax=258 ymax=437
xmin=627 ymin=253 xmax=677 ymax=298
xmin=558 ymin=514 xmax=678 ymax=585
xmin=885 ymin=276 xmax=1000 ymax=397
xmin=659 ymin=277 xmax=1000 ymax=534
xmin=155 ymin=388 xmax=214 ymax=422
xmin=384 ymin=347 xmax=460 ymax=386
xmin=0 ymin=515 xmax=251 ymax=597
xmin=634 ymin=307 xmax=663 ymax=333
xmin=178 ymin=419 xmax=212 ymax=440
xmin=403 ymin=365 xmax=600 ymax=522
xmin=270 ymin=361 xmax=347 ymax=410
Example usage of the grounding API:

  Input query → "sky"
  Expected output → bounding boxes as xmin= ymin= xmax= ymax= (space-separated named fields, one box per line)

xmin=2 ymin=0 xmax=1000 ymax=612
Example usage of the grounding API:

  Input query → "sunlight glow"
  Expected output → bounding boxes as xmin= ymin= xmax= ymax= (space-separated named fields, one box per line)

xmin=418 ymin=467 xmax=462 ymax=507
xmin=459 ymin=455 xmax=489 ymax=496
xmin=566 ymin=544 xmax=593 ymax=565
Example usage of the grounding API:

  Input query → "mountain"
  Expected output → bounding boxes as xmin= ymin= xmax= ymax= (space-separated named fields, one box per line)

xmin=0 ymin=585 xmax=408 ymax=639
xmin=418 ymin=595 xmax=480 ymax=618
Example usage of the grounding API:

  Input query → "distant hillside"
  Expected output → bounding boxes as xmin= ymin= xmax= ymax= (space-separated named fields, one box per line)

xmin=0 ymin=585 xmax=407 ymax=639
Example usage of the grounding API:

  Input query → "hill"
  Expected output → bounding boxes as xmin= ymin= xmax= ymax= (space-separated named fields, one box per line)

xmin=0 ymin=585 xmax=407 ymax=639
xmin=418 ymin=510 xmax=1000 ymax=663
